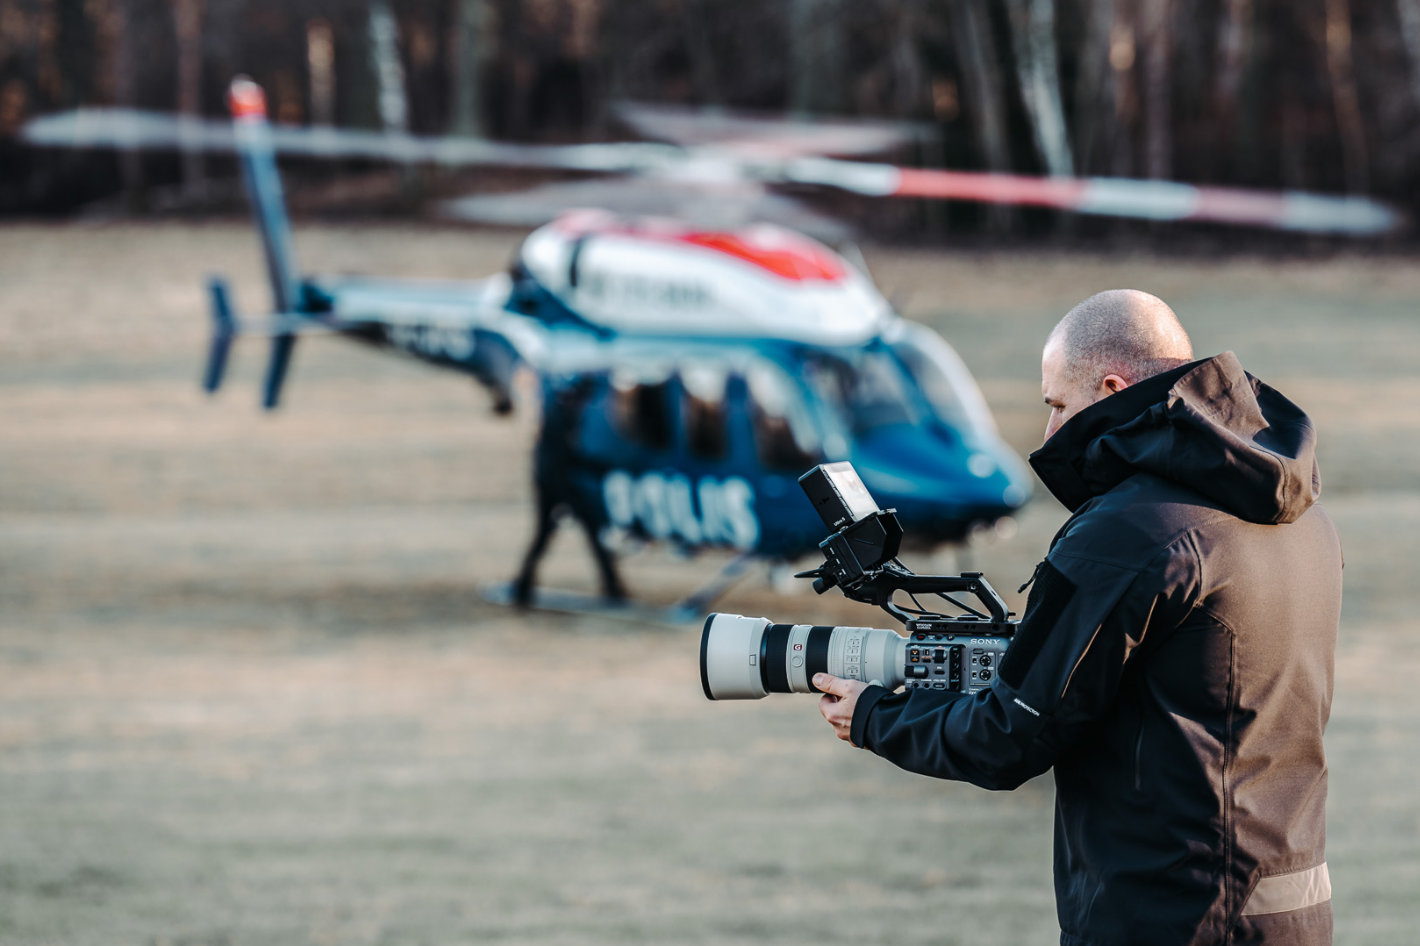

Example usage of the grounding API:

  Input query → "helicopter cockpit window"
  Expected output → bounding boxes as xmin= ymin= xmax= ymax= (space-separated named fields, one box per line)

xmin=680 ymin=364 xmax=728 ymax=461
xmin=611 ymin=370 xmax=673 ymax=451
xmin=802 ymin=349 xmax=917 ymax=434
xmin=888 ymin=322 xmax=999 ymax=438
xmin=747 ymin=365 xmax=820 ymax=471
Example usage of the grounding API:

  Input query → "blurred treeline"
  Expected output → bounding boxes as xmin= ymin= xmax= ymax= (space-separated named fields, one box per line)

xmin=3 ymin=0 xmax=1419 ymax=225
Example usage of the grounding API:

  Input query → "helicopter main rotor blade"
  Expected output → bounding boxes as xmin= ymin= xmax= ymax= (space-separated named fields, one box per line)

xmin=781 ymin=157 xmax=1403 ymax=236
xmin=22 ymin=107 xmax=1404 ymax=236
xmin=21 ymin=108 xmax=680 ymax=172
xmin=610 ymin=100 xmax=930 ymax=159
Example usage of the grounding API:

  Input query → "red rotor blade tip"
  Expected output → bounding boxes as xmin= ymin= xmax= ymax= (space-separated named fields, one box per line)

xmin=228 ymin=78 xmax=268 ymax=120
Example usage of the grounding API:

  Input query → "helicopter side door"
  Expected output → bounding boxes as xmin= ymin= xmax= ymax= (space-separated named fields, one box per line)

xmin=561 ymin=356 xmax=830 ymax=559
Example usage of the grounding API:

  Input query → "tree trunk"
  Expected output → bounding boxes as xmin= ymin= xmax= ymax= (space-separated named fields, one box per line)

xmin=110 ymin=0 xmax=146 ymax=209
xmin=1324 ymin=0 xmax=1369 ymax=193
xmin=682 ymin=0 xmax=722 ymax=107
xmin=448 ymin=0 xmax=486 ymax=136
xmin=56 ymin=0 xmax=97 ymax=107
xmin=1072 ymin=0 xmax=1117 ymax=175
xmin=172 ymin=0 xmax=204 ymax=195
xmin=790 ymin=0 xmax=842 ymax=114
xmin=1400 ymin=0 xmax=1420 ymax=117
xmin=1211 ymin=0 xmax=1254 ymax=180
xmin=948 ymin=0 xmax=1014 ymax=230
xmin=1005 ymin=0 xmax=1074 ymax=177
xmin=1212 ymin=0 xmax=1252 ymax=123
xmin=1108 ymin=2 xmax=1138 ymax=177
xmin=308 ymin=18 xmax=337 ymax=127
xmin=1138 ymin=0 xmax=1172 ymax=180
xmin=368 ymin=0 xmax=409 ymax=135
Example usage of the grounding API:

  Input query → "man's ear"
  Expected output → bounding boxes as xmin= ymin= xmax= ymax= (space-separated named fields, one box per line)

xmin=1100 ymin=373 xmax=1130 ymax=396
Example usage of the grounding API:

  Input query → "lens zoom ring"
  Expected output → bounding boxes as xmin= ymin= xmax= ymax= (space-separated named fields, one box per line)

xmin=805 ymin=627 xmax=833 ymax=692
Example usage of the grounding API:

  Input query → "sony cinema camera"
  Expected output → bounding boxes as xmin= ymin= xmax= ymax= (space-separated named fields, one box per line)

xmin=700 ymin=462 xmax=1017 ymax=701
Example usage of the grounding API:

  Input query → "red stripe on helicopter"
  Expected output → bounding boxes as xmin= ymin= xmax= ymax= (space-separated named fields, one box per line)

xmin=554 ymin=212 xmax=847 ymax=282
xmin=679 ymin=231 xmax=844 ymax=281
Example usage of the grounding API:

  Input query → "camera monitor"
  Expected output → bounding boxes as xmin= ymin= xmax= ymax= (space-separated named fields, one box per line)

xmin=799 ymin=461 xmax=881 ymax=531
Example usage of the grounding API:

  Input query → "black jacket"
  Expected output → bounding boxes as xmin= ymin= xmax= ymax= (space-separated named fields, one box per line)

xmin=850 ymin=353 xmax=1341 ymax=945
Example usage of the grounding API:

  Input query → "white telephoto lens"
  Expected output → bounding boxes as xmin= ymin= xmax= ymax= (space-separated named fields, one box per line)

xmin=700 ymin=613 xmax=772 ymax=700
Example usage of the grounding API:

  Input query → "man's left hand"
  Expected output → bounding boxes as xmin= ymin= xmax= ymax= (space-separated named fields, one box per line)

xmin=815 ymin=673 xmax=868 ymax=744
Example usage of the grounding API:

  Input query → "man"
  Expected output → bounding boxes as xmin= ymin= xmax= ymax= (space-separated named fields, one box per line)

xmin=815 ymin=290 xmax=1341 ymax=945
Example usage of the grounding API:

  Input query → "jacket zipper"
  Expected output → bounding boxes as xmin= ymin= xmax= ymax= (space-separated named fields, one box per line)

xmin=1132 ymin=715 xmax=1145 ymax=792
xmin=1018 ymin=560 xmax=1047 ymax=595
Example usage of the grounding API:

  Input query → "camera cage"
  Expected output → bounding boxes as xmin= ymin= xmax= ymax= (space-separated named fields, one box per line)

xmin=796 ymin=463 xmax=1012 ymax=628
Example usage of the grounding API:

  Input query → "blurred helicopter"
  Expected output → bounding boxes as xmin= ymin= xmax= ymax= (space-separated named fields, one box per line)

xmin=194 ymin=78 xmax=1032 ymax=615
xmin=21 ymin=78 xmax=1403 ymax=616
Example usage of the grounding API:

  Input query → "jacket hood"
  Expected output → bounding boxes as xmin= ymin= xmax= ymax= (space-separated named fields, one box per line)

xmin=1029 ymin=351 xmax=1321 ymax=523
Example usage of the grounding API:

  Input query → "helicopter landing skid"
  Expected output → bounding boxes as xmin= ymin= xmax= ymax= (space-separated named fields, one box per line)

xmin=481 ymin=582 xmax=698 ymax=628
xmin=481 ymin=553 xmax=758 ymax=629
xmin=668 ymin=551 xmax=757 ymax=618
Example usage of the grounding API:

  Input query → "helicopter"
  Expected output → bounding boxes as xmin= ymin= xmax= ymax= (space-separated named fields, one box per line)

xmin=22 ymin=77 xmax=1402 ymax=616
xmin=186 ymin=77 xmax=1032 ymax=615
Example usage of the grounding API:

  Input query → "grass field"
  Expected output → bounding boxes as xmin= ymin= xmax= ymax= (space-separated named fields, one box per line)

xmin=1 ymin=221 xmax=1417 ymax=944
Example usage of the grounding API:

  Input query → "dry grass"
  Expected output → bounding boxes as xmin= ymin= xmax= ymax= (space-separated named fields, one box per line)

xmin=0 ymin=221 xmax=1416 ymax=944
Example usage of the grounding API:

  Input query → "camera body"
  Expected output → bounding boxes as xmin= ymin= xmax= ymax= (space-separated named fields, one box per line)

xmin=700 ymin=462 xmax=1017 ymax=701
xmin=901 ymin=616 xmax=1013 ymax=694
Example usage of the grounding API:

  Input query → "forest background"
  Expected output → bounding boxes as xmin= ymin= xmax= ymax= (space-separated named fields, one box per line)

xmin=2 ymin=0 xmax=1419 ymax=237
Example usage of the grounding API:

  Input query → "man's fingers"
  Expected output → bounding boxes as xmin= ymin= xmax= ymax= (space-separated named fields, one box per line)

xmin=814 ymin=672 xmax=848 ymax=697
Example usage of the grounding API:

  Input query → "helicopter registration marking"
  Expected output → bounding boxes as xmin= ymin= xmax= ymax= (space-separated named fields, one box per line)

xmin=602 ymin=471 xmax=759 ymax=550
xmin=386 ymin=322 xmax=476 ymax=361
xmin=578 ymin=272 xmax=713 ymax=311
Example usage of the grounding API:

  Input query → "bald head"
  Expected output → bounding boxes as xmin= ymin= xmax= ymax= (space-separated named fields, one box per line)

xmin=1040 ymin=290 xmax=1194 ymax=441
xmin=1047 ymin=289 xmax=1193 ymax=388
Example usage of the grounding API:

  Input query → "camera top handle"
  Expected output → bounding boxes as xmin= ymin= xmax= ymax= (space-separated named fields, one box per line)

xmin=797 ymin=558 xmax=1011 ymax=626
xmin=794 ymin=462 xmax=1013 ymax=628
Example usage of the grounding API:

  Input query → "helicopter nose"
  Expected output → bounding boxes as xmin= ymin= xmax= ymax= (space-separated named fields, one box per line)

xmin=850 ymin=428 xmax=1031 ymax=534
xmin=973 ymin=447 xmax=1032 ymax=510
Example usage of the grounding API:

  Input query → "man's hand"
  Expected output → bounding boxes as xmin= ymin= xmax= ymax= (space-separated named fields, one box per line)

xmin=815 ymin=673 xmax=868 ymax=744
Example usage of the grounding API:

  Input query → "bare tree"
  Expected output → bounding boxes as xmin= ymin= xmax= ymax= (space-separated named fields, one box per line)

xmin=172 ymin=0 xmax=204 ymax=194
xmin=947 ymin=0 xmax=1014 ymax=228
xmin=108 ymin=0 xmax=145 ymax=206
xmin=1137 ymin=0 xmax=1172 ymax=180
xmin=1324 ymin=0 xmax=1369 ymax=193
xmin=449 ymin=0 xmax=489 ymax=135
xmin=1401 ymin=0 xmax=1420 ymax=114
xmin=56 ymin=0 xmax=98 ymax=107
xmin=1209 ymin=0 xmax=1254 ymax=180
xmin=1005 ymin=0 xmax=1074 ymax=177
xmin=369 ymin=0 xmax=410 ymax=135
xmin=1071 ymin=0 xmax=1118 ymax=175
xmin=308 ymin=18 xmax=337 ymax=128
xmin=1212 ymin=0 xmax=1252 ymax=121
xmin=790 ymin=0 xmax=845 ymax=114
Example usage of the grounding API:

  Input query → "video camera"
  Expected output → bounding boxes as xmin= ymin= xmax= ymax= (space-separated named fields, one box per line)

xmin=700 ymin=462 xmax=1017 ymax=700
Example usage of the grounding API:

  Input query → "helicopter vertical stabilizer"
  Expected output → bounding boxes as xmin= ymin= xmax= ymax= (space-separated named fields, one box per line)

xmin=228 ymin=76 xmax=301 ymax=409
xmin=203 ymin=277 xmax=237 ymax=393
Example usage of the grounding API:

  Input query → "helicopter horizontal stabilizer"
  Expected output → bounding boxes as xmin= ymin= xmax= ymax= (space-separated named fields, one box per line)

xmin=202 ymin=276 xmax=338 ymax=407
